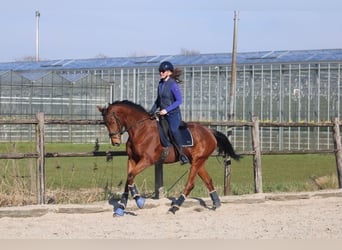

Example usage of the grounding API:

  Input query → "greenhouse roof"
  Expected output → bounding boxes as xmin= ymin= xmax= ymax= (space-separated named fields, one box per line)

xmin=1 ymin=48 xmax=342 ymax=72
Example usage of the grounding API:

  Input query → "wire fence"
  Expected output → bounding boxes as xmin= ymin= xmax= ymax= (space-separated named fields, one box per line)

xmin=1 ymin=113 xmax=341 ymax=205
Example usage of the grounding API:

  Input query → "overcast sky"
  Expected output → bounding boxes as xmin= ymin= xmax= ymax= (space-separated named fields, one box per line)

xmin=1 ymin=0 xmax=342 ymax=62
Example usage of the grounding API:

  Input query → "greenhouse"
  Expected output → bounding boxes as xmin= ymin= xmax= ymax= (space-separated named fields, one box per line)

xmin=0 ymin=70 xmax=110 ymax=142
xmin=1 ymin=49 xmax=342 ymax=151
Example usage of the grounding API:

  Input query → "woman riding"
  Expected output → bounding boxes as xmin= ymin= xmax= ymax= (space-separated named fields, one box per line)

xmin=149 ymin=61 xmax=190 ymax=165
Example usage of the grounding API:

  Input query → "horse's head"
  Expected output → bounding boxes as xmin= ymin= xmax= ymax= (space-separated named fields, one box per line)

xmin=98 ymin=100 xmax=151 ymax=146
xmin=97 ymin=104 xmax=124 ymax=146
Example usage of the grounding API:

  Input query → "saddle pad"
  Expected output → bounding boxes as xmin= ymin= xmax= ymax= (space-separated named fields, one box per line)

xmin=180 ymin=128 xmax=194 ymax=147
xmin=157 ymin=122 xmax=194 ymax=147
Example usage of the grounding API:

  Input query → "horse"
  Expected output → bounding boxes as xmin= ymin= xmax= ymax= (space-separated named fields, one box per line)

xmin=97 ymin=100 xmax=240 ymax=216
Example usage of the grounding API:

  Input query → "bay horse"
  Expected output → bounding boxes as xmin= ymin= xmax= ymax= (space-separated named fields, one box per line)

xmin=97 ymin=100 xmax=240 ymax=216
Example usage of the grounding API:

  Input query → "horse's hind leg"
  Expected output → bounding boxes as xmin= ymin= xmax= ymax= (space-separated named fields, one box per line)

xmin=169 ymin=166 xmax=198 ymax=214
xmin=197 ymin=166 xmax=221 ymax=209
xmin=209 ymin=190 xmax=221 ymax=209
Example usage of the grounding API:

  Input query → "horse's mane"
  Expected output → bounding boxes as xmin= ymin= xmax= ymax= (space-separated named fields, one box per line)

xmin=111 ymin=100 xmax=148 ymax=113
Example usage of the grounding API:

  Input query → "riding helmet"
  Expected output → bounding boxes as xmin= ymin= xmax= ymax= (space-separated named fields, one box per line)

xmin=159 ymin=61 xmax=174 ymax=72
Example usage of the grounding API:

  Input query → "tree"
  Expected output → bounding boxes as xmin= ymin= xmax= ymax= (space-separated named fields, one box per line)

xmin=94 ymin=53 xmax=110 ymax=58
xmin=15 ymin=56 xmax=37 ymax=62
xmin=179 ymin=48 xmax=200 ymax=55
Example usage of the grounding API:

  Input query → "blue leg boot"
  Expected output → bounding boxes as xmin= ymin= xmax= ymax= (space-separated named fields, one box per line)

xmin=113 ymin=192 xmax=128 ymax=217
xmin=169 ymin=194 xmax=186 ymax=214
xmin=210 ymin=190 xmax=221 ymax=210
xmin=129 ymin=184 xmax=145 ymax=209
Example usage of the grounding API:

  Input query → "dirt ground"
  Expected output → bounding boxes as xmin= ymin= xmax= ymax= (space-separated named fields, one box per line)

xmin=1 ymin=189 xmax=342 ymax=239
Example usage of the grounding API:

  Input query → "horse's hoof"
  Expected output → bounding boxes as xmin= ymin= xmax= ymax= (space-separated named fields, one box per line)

xmin=213 ymin=201 xmax=221 ymax=209
xmin=210 ymin=203 xmax=221 ymax=211
xmin=135 ymin=197 xmax=145 ymax=209
xmin=113 ymin=207 xmax=125 ymax=216
xmin=168 ymin=206 xmax=179 ymax=214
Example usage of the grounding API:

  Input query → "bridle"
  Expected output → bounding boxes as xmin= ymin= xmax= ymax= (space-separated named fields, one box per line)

xmin=107 ymin=111 xmax=125 ymax=138
xmin=104 ymin=110 xmax=151 ymax=139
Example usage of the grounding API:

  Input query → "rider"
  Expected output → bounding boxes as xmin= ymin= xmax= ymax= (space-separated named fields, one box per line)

xmin=149 ymin=61 xmax=190 ymax=165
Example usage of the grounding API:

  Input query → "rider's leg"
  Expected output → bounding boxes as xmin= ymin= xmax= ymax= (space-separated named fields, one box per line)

xmin=167 ymin=112 xmax=189 ymax=164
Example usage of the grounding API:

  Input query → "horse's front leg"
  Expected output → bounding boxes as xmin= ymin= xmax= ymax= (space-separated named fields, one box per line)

xmin=113 ymin=181 xmax=129 ymax=216
xmin=126 ymin=157 xmax=148 ymax=209
xmin=114 ymin=182 xmax=145 ymax=217
xmin=128 ymin=182 xmax=145 ymax=209
xmin=113 ymin=158 xmax=148 ymax=216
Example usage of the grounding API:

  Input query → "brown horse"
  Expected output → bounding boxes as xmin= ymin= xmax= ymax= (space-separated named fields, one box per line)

xmin=97 ymin=100 xmax=240 ymax=216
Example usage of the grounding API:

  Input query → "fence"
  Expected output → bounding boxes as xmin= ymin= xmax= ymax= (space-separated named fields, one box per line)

xmin=0 ymin=113 xmax=126 ymax=204
xmin=0 ymin=113 xmax=342 ymax=205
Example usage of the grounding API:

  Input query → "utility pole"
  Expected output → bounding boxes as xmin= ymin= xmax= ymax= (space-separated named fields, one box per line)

xmin=224 ymin=10 xmax=239 ymax=196
xmin=229 ymin=10 xmax=239 ymax=121
xmin=35 ymin=10 xmax=40 ymax=61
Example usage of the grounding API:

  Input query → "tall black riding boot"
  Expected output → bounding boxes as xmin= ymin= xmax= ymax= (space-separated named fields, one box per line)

xmin=177 ymin=144 xmax=189 ymax=165
xmin=172 ymin=131 xmax=190 ymax=165
xmin=179 ymin=153 xmax=190 ymax=165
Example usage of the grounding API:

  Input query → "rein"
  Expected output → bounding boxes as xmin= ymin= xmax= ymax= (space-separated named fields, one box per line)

xmin=107 ymin=111 xmax=151 ymax=138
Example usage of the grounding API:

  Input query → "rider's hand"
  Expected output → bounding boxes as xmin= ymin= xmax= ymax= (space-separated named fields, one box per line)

xmin=159 ymin=109 xmax=167 ymax=115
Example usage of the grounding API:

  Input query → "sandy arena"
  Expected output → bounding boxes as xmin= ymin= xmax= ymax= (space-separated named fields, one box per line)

xmin=1 ymin=189 xmax=342 ymax=239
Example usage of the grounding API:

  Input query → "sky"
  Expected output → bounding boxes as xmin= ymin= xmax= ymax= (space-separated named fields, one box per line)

xmin=1 ymin=0 xmax=342 ymax=62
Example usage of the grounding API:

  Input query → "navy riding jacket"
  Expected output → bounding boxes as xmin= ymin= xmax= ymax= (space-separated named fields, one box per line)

xmin=150 ymin=77 xmax=182 ymax=114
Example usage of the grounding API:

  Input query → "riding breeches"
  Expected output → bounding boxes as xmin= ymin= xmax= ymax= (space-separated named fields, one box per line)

xmin=165 ymin=111 xmax=183 ymax=148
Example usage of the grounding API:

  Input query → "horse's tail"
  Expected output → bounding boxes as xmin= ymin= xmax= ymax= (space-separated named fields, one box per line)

xmin=212 ymin=129 xmax=241 ymax=161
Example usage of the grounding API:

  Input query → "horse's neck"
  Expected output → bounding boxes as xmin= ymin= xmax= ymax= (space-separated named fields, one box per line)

xmin=120 ymin=112 xmax=147 ymax=130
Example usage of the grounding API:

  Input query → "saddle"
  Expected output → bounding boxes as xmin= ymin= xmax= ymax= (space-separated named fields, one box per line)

xmin=156 ymin=116 xmax=194 ymax=148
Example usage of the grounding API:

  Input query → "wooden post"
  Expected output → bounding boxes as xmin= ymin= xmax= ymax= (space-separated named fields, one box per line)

xmin=225 ymin=11 xmax=239 ymax=196
xmin=332 ymin=117 xmax=342 ymax=188
xmin=154 ymin=162 xmax=164 ymax=199
xmin=36 ymin=112 xmax=46 ymax=204
xmin=251 ymin=116 xmax=263 ymax=193
xmin=224 ymin=128 xmax=233 ymax=195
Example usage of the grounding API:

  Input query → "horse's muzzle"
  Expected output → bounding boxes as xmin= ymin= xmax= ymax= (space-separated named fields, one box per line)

xmin=111 ymin=140 xmax=121 ymax=147
xmin=110 ymin=137 xmax=121 ymax=146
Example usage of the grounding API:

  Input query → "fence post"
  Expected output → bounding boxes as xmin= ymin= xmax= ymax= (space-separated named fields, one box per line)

xmin=251 ymin=116 xmax=263 ymax=193
xmin=332 ymin=117 xmax=342 ymax=188
xmin=36 ymin=112 xmax=46 ymax=204
xmin=154 ymin=162 xmax=164 ymax=199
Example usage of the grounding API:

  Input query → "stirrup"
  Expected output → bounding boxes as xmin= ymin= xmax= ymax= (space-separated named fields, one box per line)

xmin=179 ymin=154 xmax=189 ymax=165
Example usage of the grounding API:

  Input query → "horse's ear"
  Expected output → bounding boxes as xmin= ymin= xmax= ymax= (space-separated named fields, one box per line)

xmin=96 ymin=105 xmax=103 ymax=113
